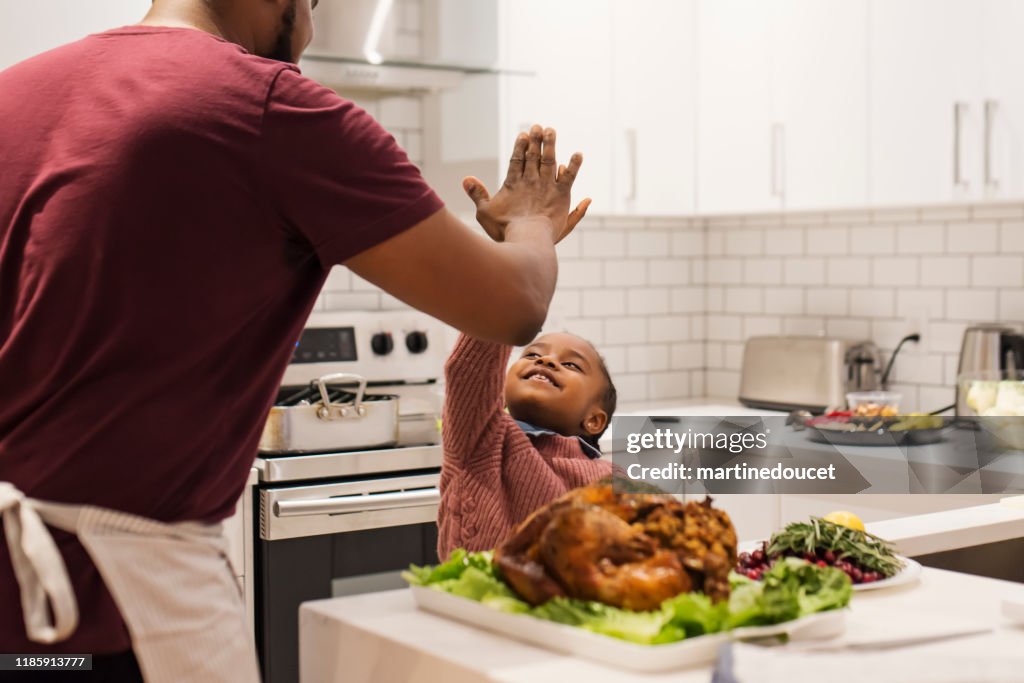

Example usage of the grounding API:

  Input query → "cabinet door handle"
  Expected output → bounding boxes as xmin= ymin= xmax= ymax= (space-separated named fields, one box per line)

xmin=953 ymin=102 xmax=969 ymax=189
xmin=771 ymin=123 xmax=785 ymax=200
xmin=625 ymin=128 xmax=638 ymax=204
xmin=985 ymin=99 xmax=999 ymax=190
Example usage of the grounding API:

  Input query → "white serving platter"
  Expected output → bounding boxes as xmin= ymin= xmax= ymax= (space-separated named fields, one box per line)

xmin=852 ymin=556 xmax=922 ymax=592
xmin=1001 ymin=596 xmax=1024 ymax=625
xmin=411 ymin=585 xmax=847 ymax=673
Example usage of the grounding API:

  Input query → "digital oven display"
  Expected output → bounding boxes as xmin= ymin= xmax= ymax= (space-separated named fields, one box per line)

xmin=291 ymin=327 xmax=358 ymax=363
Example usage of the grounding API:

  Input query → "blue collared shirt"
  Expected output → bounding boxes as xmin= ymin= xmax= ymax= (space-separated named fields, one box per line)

xmin=514 ymin=420 xmax=602 ymax=460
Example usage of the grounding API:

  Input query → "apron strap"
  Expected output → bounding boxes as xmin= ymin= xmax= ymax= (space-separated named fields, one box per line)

xmin=0 ymin=482 xmax=79 ymax=644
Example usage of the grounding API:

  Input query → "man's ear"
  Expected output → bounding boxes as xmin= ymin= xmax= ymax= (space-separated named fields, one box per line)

xmin=581 ymin=406 xmax=609 ymax=438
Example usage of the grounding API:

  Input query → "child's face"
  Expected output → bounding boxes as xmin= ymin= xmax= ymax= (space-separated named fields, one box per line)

xmin=504 ymin=333 xmax=609 ymax=441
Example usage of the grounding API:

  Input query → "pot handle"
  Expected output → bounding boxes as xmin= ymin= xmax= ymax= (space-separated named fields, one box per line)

xmin=315 ymin=373 xmax=368 ymax=420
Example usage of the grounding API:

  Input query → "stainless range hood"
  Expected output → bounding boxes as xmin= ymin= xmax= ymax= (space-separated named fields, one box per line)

xmin=302 ymin=0 xmax=500 ymax=93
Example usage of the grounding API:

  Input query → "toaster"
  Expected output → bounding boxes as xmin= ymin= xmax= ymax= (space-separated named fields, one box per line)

xmin=738 ymin=336 xmax=882 ymax=413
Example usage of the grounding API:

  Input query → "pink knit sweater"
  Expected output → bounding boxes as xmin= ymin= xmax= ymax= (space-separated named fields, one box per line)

xmin=437 ymin=334 xmax=613 ymax=560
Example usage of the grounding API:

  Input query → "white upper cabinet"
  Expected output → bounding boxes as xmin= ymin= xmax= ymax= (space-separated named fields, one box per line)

xmin=501 ymin=0 xmax=696 ymax=216
xmin=697 ymin=0 xmax=868 ymax=214
xmin=500 ymin=0 xmax=614 ymax=214
xmin=868 ymin=0 xmax=982 ymax=206
xmin=979 ymin=0 xmax=1024 ymax=200
xmin=696 ymin=0 xmax=778 ymax=214
xmin=609 ymin=0 xmax=698 ymax=215
xmin=771 ymin=0 xmax=868 ymax=210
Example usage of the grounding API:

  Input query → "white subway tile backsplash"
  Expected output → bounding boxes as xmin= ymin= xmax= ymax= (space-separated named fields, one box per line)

xmin=826 ymin=257 xmax=872 ymax=286
xmin=972 ymin=256 xmax=1023 ymax=288
xmin=559 ymin=261 xmax=603 ymax=288
xmin=999 ymin=221 xmax=1024 ymax=252
xmin=895 ymin=224 xmax=945 ymax=254
xmin=826 ymin=318 xmax=871 ymax=339
xmin=973 ymin=204 xmax=1024 ymax=220
xmin=706 ymin=258 xmax=744 ymax=284
xmin=764 ymin=228 xmax=804 ymax=256
xmin=582 ymin=231 xmax=626 ymax=258
xmin=806 ymin=288 xmax=849 ymax=316
xmin=671 ymin=342 xmax=704 ymax=370
xmin=671 ymin=230 xmax=705 ymax=257
xmin=671 ymin=287 xmax=705 ymax=314
xmin=648 ymin=260 xmax=690 ymax=285
xmin=704 ymin=342 xmax=724 ymax=368
xmin=603 ymin=260 xmax=647 ymax=287
xmin=743 ymin=258 xmax=783 ymax=285
xmin=872 ymin=257 xmax=919 ymax=287
xmin=599 ymin=346 xmax=627 ymax=375
xmin=763 ymin=288 xmax=804 ymax=315
xmin=946 ymin=290 xmax=998 ymax=321
xmin=705 ymin=231 xmax=724 ymax=257
xmin=850 ymin=289 xmax=895 ymax=318
xmin=582 ymin=289 xmax=626 ymax=317
xmin=614 ymin=374 xmax=649 ymax=402
xmin=649 ymin=316 xmax=690 ymax=343
xmin=627 ymin=231 xmax=670 ymax=257
xmin=707 ymin=315 xmax=743 ymax=341
xmin=724 ymin=230 xmax=764 ymax=256
xmin=743 ymin=316 xmax=783 ymax=337
xmin=947 ymin=222 xmax=998 ymax=253
xmin=999 ymin=290 xmax=1024 ymax=320
xmin=649 ymin=372 xmax=691 ymax=400
xmin=927 ymin=322 xmax=968 ymax=353
xmin=323 ymin=266 xmax=351 ymax=292
xmin=944 ymin=354 xmax=960 ymax=385
xmin=564 ymin=317 xmax=605 ymax=345
xmin=783 ymin=317 xmax=826 ymax=336
xmin=627 ymin=345 xmax=670 ymax=372
xmin=604 ymin=316 xmax=647 ymax=344
xmin=706 ymin=370 xmax=740 ymax=398
xmin=550 ymin=289 xmax=582 ymax=319
xmin=919 ymin=205 xmax=971 ymax=222
xmin=920 ymin=256 xmax=970 ymax=287
xmin=324 ymin=293 xmax=380 ymax=310
xmin=724 ymin=287 xmax=763 ymax=314
xmin=896 ymin=289 xmax=944 ymax=318
xmin=918 ymin=385 xmax=955 ymax=413
xmin=804 ymin=226 xmax=849 ymax=255
xmin=849 ymin=226 xmax=895 ymax=255
xmin=627 ymin=288 xmax=670 ymax=316
xmin=724 ymin=343 xmax=744 ymax=371
xmin=889 ymin=354 xmax=944 ymax=385
xmin=872 ymin=320 xmax=915 ymax=349
xmin=784 ymin=258 xmax=825 ymax=285
xmin=706 ymin=287 xmax=724 ymax=311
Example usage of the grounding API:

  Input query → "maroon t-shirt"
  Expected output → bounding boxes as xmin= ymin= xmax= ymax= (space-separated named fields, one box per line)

xmin=0 ymin=26 xmax=443 ymax=653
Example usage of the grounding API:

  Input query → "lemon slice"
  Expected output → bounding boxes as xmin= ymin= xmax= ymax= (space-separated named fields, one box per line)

xmin=823 ymin=510 xmax=865 ymax=532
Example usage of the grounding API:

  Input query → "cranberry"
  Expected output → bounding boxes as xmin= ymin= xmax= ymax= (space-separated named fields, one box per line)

xmin=823 ymin=550 xmax=836 ymax=563
xmin=816 ymin=560 xmax=828 ymax=567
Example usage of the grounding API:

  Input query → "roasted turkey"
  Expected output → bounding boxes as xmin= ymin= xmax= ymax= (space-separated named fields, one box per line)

xmin=493 ymin=480 xmax=737 ymax=611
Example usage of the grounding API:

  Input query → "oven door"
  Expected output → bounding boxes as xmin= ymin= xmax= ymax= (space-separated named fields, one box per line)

xmin=256 ymin=471 xmax=440 ymax=683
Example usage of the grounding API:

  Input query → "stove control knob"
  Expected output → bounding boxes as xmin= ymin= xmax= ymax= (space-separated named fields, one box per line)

xmin=371 ymin=332 xmax=394 ymax=356
xmin=405 ymin=331 xmax=429 ymax=354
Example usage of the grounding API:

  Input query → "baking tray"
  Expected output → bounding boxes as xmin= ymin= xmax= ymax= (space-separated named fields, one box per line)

xmin=410 ymin=585 xmax=846 ymax=673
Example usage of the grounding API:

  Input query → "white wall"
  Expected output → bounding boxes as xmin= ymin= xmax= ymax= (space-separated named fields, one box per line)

xmin=0 ymin=0 xmax=148 ymax=71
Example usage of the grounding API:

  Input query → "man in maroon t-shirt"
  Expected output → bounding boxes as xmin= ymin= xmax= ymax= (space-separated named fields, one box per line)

xmin=0 ymin=0 xmax=590 ymax=680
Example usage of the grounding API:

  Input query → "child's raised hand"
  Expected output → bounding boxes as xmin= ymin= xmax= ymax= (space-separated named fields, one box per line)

xmin=462 ymin=124 xmax=591 ymax=244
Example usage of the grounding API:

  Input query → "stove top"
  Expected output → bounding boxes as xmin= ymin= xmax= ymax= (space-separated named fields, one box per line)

xmin=255 ymin=443 xmax=442 ymax=483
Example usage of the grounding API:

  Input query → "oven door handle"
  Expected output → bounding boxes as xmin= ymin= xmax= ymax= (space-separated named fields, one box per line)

xmin=273 ymin=487 xmax=440 ymax=518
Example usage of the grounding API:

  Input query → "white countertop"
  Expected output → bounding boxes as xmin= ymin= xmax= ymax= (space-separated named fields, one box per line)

xmin=299 ymin=567 xmax=1024 ymax=683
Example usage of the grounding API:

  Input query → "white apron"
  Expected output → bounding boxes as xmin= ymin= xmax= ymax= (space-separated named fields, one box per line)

xmin=0 ymin=482 xmax=260 ymax=683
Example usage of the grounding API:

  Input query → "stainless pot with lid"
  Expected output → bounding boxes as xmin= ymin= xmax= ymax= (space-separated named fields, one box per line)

xmin=259 ymin=373 xmax=399 ymax=453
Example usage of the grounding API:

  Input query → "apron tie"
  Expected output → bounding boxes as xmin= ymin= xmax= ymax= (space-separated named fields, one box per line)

xmin=0 ymin=482 xmax=79 ymax=644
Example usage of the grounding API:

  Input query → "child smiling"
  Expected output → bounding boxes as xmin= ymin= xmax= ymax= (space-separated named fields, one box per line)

xmin=437 ymin=331 xmax=617 ymax=559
